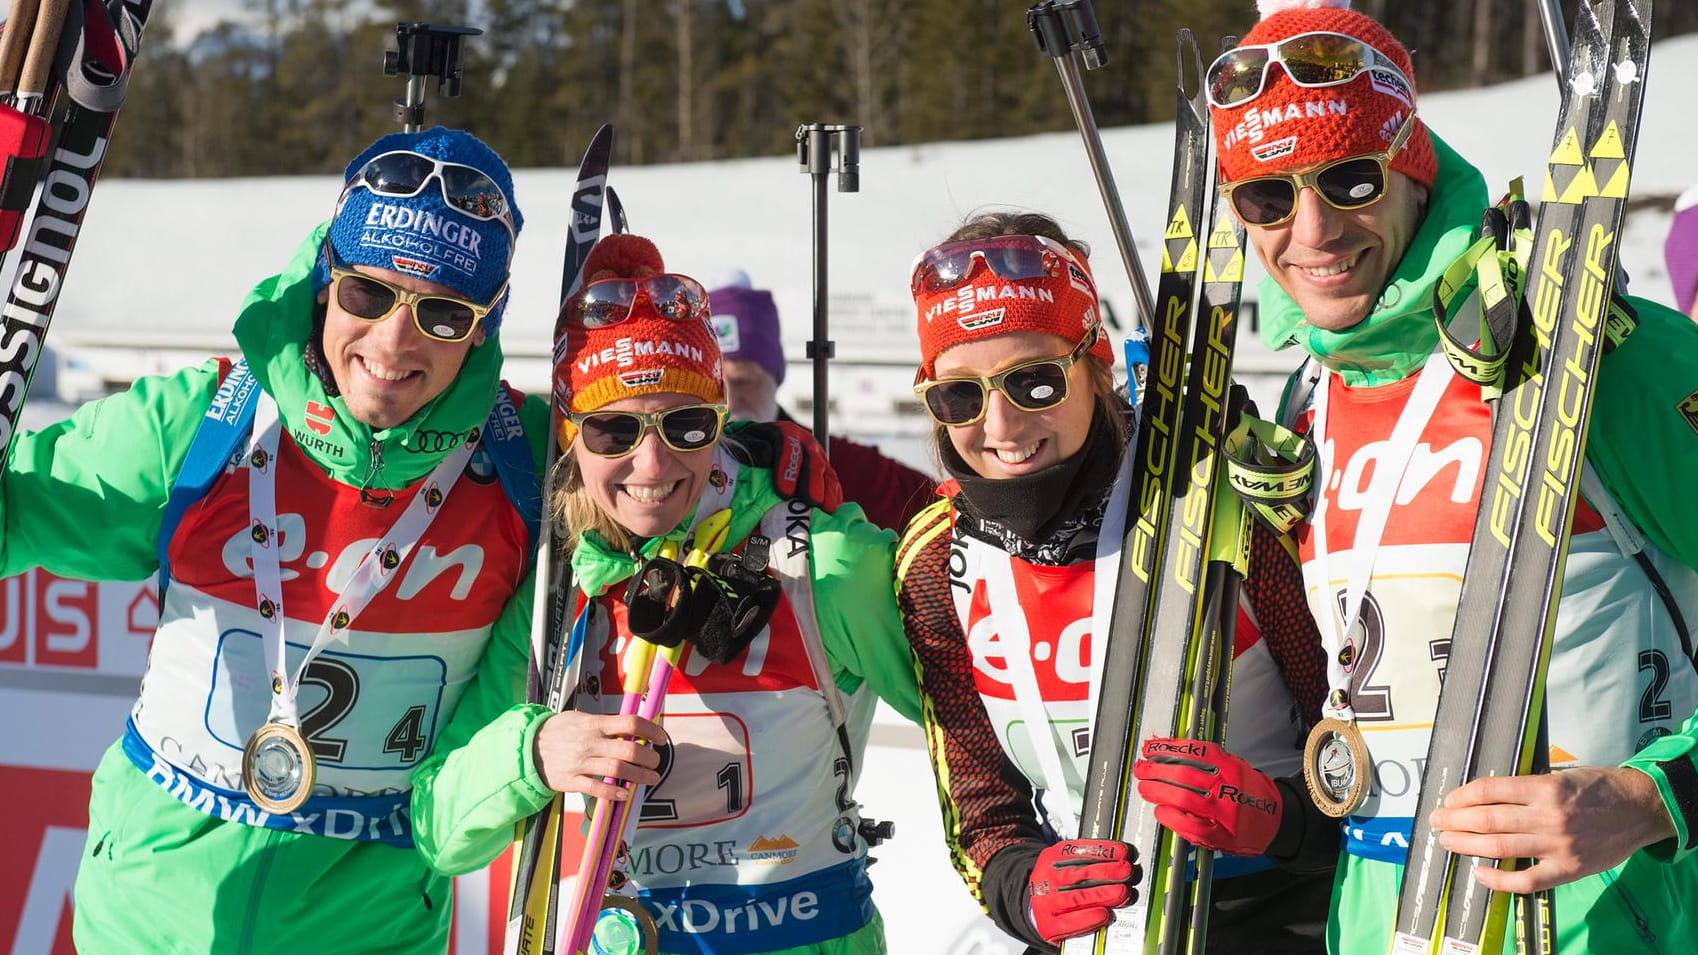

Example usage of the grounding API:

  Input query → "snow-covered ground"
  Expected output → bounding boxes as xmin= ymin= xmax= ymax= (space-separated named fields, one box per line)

xmin=16 ymin=33 xmax=1698 ymax=953
xmin=48 ymin=32 xmax=1698 ymax=465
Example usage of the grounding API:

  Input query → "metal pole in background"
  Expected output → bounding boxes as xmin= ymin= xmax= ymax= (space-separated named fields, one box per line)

xmin=385 ymin=22 xmax=480 ymax=131
xmin=1537 ymin=0 xmax=1571 ymax=81
xmin=795 ymin=123 xmax=860 ymax=453
xmin=1028 ymin=0 xmax=1152 ymax=334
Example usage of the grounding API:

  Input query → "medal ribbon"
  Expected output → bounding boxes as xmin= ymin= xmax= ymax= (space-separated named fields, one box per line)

xmin=247 ymin=392 xmax=475 ymax=727
xmin=1311 ymin=354 xmax=1453 ymax=722
xmin=981 ymin=449 xmax=1131 ymax=831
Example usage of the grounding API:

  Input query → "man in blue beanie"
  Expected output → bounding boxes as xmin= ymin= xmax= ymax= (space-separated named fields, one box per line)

xmin=26 ymin=127 xmax=555 ymax=952
xmin=710 ymin=275 xmax=937 ymax=532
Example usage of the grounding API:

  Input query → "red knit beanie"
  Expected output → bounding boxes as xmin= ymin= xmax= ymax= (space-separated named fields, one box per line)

xmin=553 ymin=234 xmax=723 ymax=448
xmin=1211 ymin=0 xmax=1436 ymax=188
xmin=912 ymin=237 xmax=1111 ymax=378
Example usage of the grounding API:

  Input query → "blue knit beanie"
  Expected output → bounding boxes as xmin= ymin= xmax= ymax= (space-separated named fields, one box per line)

xmin=314 ymin=127 xmax=523 ymax=335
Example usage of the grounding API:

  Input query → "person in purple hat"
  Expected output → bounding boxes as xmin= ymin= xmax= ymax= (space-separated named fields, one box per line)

xmin=709 ymin=273 xmax=937 ymax=532
xmin=1665 ymin=183 xmax=1698 ymax=320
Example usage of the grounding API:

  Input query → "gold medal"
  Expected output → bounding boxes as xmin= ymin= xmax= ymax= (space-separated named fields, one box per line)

xmin=589 ymin=895 xmax=659 ymax=955
xmin=1304 ymin=717 xmax=1371 ymax=817
xmin=242 ymin=720 xmax=316 ymax=814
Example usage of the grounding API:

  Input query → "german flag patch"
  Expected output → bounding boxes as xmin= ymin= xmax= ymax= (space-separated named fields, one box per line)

xmin=1680 ymin=389 xmax=1698 ymax=438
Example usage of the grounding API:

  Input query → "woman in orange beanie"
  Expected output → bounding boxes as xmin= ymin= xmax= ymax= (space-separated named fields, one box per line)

xmin=414 ymin=233 xmax=922 ymax=955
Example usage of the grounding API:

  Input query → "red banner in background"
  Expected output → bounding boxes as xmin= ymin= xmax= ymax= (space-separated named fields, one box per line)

xmin=0 ymin=569 xmax=587 ymax=955
xmin=0 ymin=765 xmax=87 ymax=955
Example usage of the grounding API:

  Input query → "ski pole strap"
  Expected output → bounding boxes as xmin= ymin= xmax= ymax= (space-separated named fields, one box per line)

xmin=1210 ymin=392 xmax=1255 ymax=579
xmin=1434 ymin=183 xmax=1639 ymax=396
xmin=1222 ymin=413 xmax=1315 ymax=536
xmin=64 ymin=0 xmax=146 ymax=113
xmin=1432 ymin=218 xmax=1527 ymax=395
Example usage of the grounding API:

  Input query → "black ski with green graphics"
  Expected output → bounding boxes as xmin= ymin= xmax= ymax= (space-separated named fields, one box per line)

xmin=1391 ymin=2 xmax=1651 ymax=952
xmin=1067 ymin=30 xmax=1251 ymax=955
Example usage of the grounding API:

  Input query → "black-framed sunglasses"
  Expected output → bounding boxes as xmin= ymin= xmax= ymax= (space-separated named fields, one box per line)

xmin=568 ymin=403 xmax=728 ymax=457
xmin=325 ymin=244 xmax=504 ymax=343
xmin=914 ymin=327 xmax=1098 ymax=427
xmin=1220 ymin=109 xmax=1419 ymax=227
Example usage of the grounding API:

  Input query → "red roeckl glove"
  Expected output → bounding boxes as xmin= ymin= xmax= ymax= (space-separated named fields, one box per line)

xmin=733 ymin=420 xmax=844 ymax=512
xmin=1027 ymin=839 xmax=1138 ymax=945
xmin=1133 ymin=737 xmax=1282 ymax=857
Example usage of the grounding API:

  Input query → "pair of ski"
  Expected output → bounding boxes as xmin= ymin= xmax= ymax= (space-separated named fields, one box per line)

xmin=503 ymin=122 xmax=611 ymax=955
xmin=1055 ymin=29 xmax=1254 ymax=955
xmin=1392 ymin=1 xmax=1653 ymax=953
xmin=503 ymin=123 xmax=662 ymax=955
xmin=0 ymin=0 xmax=150 ymax=459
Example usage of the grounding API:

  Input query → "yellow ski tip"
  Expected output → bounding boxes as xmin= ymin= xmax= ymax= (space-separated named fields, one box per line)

xmin=1590 ymin=121 xmax=1626 ymax=160
xmin=1165 ymin=204 xmax=1195 ymax=240
xmin=1549 ymin=127 xmax=1584 ymax=166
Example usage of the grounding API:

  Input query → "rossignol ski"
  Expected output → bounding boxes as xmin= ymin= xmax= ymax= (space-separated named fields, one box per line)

xmin=1059 ymin=27 xmax=1251 ymax=954
xmin=0 ymin=0 xmax=151 ymax=461
xmin=1391 ymin=2 xmax=1652 ymax=952
xmin=505 ymin=122 xmax=613 ymax=955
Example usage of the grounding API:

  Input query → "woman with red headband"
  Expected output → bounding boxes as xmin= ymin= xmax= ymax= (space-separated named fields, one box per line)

xmin=894 ymin=211 xmax=1333 ymax=952
xmin=411 ymin=233 xmax=921 ymax=955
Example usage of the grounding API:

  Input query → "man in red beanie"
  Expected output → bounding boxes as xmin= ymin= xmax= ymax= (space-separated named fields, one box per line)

xmin=1128 ymin=1 xmax=1698 ymax=951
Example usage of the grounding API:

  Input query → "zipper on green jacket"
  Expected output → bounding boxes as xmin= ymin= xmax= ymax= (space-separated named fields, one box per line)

xmin=236 ymin=828 xmax=287 ymax=954
xmin=1600 ymin=866 xmax=1661 ymax=949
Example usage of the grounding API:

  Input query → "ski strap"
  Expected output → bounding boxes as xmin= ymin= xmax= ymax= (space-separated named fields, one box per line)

xmin=63 ymin=0 xmax=143 ymax=112
xmin=1432 ymin=180 xmax=1638 ymax=395
xmin=1222 ymin=413 xmax=1316 ymax=536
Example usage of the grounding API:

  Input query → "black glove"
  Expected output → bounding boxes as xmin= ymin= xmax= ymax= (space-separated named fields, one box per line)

xmin=621 ymin=538 xmax=781 ymax=665
xmin=682 ymin=536 xmax=781 ymax=664
xmin=623 ymin=555 xmax=693 ymax=647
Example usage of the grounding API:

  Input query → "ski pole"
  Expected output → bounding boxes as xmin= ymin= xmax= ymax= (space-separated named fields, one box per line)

xmin=384 ymin=22 xmax=479 ymax=132
xmin=794 ymin=123 xmax=860 ymax=453
xmin=1027 ymin=0 xmax=1148 ymax=335
xmin=606 ymin=185 xmax=628 ymax=234
xmin=561 ymin=509 xmax=734 ymax=955
xmin=1537 ymin=0 xmax=1571 ymax=83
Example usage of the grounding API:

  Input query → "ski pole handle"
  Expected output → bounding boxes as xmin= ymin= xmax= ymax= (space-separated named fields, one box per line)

xmin=16 ymin=0 xmax=63 ymax=112
xmin=0 ymin=0 xmax=41 ymax=99
xmin=1027 ymin=0 xmax=1158 ymax=336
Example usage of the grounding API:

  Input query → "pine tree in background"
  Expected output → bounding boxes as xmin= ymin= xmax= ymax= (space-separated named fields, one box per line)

xmin=100 ymin=0 xmax=1698 ymax=179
